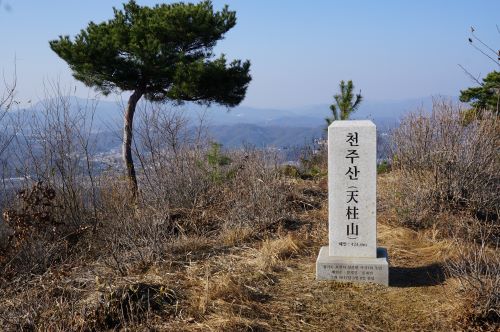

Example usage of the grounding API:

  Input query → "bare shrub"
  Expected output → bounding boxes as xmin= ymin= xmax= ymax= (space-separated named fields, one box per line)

xmin=1 ymin=84 xmax=101 ymax=277
xmin=134 ymin=103 xmax=213 ymax=212
xmin=296 ymin=138 xmax=327 ymax=180
xmin=446 ymin=219 xmax=500 ymax=325
xmin=82 ymin=102 xmax=294 ymax=278
xmin=223 ymin=148 xmax=291 ymax=231
xmin=12 ymin=84 xmax=101 ymax=226
xmin=391 ymin=99 xmax=499 ymax=228
xmin=2 ymin=182 xmax=70 ymax=276
xmin=132 ymin=103 xmax=292 ymax=236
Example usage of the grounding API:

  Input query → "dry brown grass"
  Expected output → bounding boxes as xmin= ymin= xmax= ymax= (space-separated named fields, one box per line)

xmin=2 ymin=171 xmax=493 ymax=331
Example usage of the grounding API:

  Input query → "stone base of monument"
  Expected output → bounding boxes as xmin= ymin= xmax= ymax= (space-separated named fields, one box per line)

xmin=316 ymin=247 xmax=389 ymax=286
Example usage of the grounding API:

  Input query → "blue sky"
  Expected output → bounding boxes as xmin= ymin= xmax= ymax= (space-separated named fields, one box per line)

xmin=0 ymin=0 xmax=498 ymax=108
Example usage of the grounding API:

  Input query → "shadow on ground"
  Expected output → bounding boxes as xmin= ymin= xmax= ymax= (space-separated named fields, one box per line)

xmin=389 ymin=263 xmax=446 ymax=287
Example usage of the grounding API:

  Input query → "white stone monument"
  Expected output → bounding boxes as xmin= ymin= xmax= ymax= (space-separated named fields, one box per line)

xmin=316 ymin=120 xmax=389 ymax=285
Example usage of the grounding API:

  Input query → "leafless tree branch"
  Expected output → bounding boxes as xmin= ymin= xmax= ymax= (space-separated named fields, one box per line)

xmin=458 ymin=64 xmax=483 ymax=86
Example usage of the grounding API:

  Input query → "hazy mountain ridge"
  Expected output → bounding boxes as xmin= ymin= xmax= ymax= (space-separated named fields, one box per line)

xmin=11 ymin=95 xmax=459 ymax=150
xmin=208 ymin=124 xmax=322 ymax=148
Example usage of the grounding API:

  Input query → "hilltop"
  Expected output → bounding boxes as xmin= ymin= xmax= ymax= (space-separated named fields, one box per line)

xmin=0 ymin=98 xmax=497 ymax=331
xmin=0 ymin=171 xmax=489 ymax=331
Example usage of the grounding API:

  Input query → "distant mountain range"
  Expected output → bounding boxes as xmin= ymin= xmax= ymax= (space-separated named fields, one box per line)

xmin=12 ymin=95 xmax=460 ymax=149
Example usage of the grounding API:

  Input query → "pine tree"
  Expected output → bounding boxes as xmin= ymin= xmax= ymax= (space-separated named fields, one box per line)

xmin=50 ymin=0 xmax=251 ymax=197
xmin=326 ymin=80 xmax=363 ymax=126
xmin=460 ymin=71 xmax=500 ymax=115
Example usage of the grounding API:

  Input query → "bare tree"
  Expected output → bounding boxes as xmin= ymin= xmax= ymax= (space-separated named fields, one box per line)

xmin=0 ymin=67 xmax=16 ymax=158
xmin=0 ymin=66 xmax=17 ymax=211
xmin=459 ymin=27 xmax=500 ymax=115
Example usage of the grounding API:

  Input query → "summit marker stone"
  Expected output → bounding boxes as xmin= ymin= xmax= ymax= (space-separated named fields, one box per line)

xmin=316 ymin=120 xmax=389 ymax=285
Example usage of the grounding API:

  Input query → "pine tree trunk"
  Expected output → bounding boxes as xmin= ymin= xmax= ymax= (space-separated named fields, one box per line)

xmin=123 ymin=89 xmax=143 ymax=199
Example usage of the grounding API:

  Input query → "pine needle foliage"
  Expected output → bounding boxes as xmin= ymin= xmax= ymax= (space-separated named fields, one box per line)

xmin=460 ymin=71 xmax=500 ymax=116
xmin=326 ymin=80 xmax=363 ymax=126
xmin=49 ymin=0 xmax=251 ymax=196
